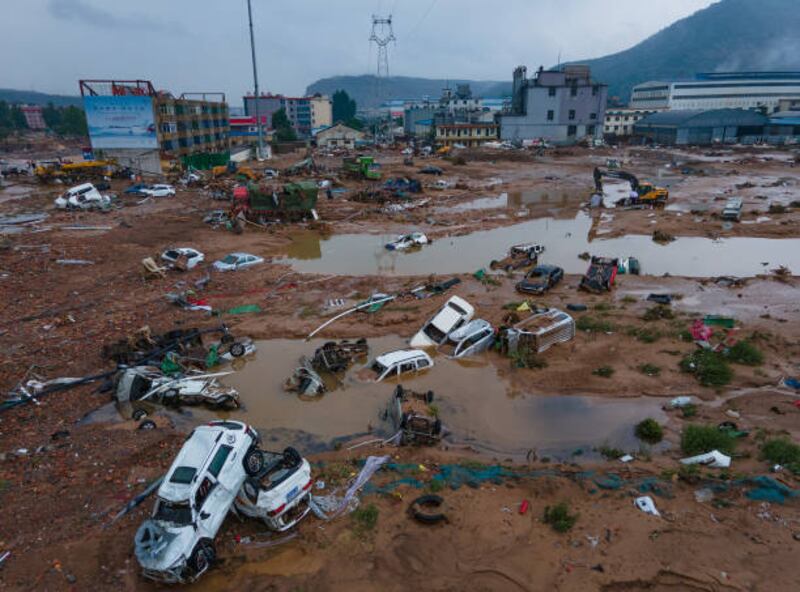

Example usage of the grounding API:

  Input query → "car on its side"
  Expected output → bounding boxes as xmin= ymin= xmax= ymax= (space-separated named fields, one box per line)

xmin=114 ymin=366 xmax=240 ymax=410
xmin=369 ymin=349 xmax=433 ymax=382
xmin=409 ymin=295 xmax=474 ymax=348
xmin=54 ymin=182 xmax=111 ymax=210
xmin=385 ymin=232 xmax=429 ymax=251
xmin=516 ymin=264 xmax=564 ymax=295
xmin=134 ymin=420 xmax=263 ymax=584
xmin=140 ymin=184 xmax=176 ymax=198
xmin=721 ymin=197 xmax=743 ymax=222
xmin=212 ymin=252 xmax=264 ymax=272
xmin=161 ymin=247 xmax=205 ymax=270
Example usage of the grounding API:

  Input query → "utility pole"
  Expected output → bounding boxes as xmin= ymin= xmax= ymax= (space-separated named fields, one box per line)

xmin=369 ymin=14 xmax=396 ymax=146
xmin=247 ymin=0 xmax=264 ymax=159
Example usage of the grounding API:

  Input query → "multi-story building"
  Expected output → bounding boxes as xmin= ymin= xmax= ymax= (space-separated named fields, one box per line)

xmin=403 ymin=84 xmax=501 ymax=139
xmin=630 ymin=72 xmax=800 ymax=114
xmin=435 ymin=122 xmax=499 ymax=148
xmin=21 ymin=105 xmax=46 ymax=130
xmin=500 ymin=65 xmax=607 ymax=144
xmin=228 ymin=116 xmax=272 ymax=147
xmin=603 ymin=108 xmax=660 ymax=137
xmin=243 ymin=93 xmax=331 ymax=138
xmin=309 ymin=94 xmax=332 ymax=129
xmin=80 ymin=80 xmax=229 ymax=174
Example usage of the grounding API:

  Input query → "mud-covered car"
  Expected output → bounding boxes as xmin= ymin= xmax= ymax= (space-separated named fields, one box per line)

xmin=409 ymin=295 xmax=474 ymax=348
xmin=490 ymin=243 xmax=545 ymax=272
xmin=516 ymin=264 xmax=564 ymax=295
xmin=386 ymin=385 xmax=442 ymax=446
xmin=115 ymin=366 xmax=240 ymax=410
xmin=311 ymin=338 xmax=368 ymax=373
xmin=284 ymin=359 xmax=326 ymax=396
xmin=134 ymin=420 xmax=263 ymax=583
xmin=234 ymin=447 xmax=313 ymax=531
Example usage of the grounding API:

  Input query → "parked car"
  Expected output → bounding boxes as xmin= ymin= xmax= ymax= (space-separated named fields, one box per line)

xmin=161 ymin=247 xmax=205 ymax=270
xmin=386 ymin=385 xmax=442 ymax=446
xmin=419 ymin=165 xmax=443 ymax=175
xmin=54 ymin=182 xmax=111 ymax=210
xmin=516 ymin=264 xmax=564 ymax=295
xmin=721 ymin=197 xmax=743 ymax=222
xmin=124 ymin=183 xmax=148 ymax=194
xmin=369 ymin=349 xmax=433 ymax=382
xmin=212 ymin=252 xmax=264 ymax=272
xmin=409 ymin=295 xmax=474 ymax=348
xmin=134 ymin=420 xmax=263 ymax=583
xmin=443 ymin=318 xmax=495 ymax=358
xmin=490 ymin=243 xmax=545 ymax=272
xmin=385 ymin=232 xmax=429 ymax=251
xmin=234 ymin=447 xmax=313 ymax=531
xmin=140 ymin=184 xmax=176 ymax=198
xmin=114 ymin=366 xmax=240 ymax=410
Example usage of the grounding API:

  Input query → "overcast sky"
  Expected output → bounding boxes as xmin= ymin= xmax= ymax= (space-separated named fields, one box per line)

xmin=1 ymin=0 xmax=716 ymax=104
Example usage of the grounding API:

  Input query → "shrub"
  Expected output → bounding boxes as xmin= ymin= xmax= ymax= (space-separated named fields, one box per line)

xmin=592 ymin=366 xmax=614 ymax=378
xmin=543 ymin=502 xmax=578 ymax=533
xmin=351 ymin=503 xmax=378 ymax=534
xmin=597 ymin=444 xmax=624 ymax=459
xmin=576 ymin=316 xmax=615 ymax=333
xmin=681 ymin=403 xmax=698 ymax=418
xmin=629 ymin=327 xmax=662 ymax=343
xmin=761 ymin=438 xmax=800 ymax=473
xmin=642 ymin=305 xmax=674 ymax=321
xmin=726 ymin=340 xmax=764 ymax=366
xmin=679 ymin=350 xmax=733 ymax=387
xmin=638 ymin=364 xmax=661 ymax=376
xmin=680 ymin=424 xmax=736 ymax=456
xmin=635 ymin=418 xmax=664 ymax=444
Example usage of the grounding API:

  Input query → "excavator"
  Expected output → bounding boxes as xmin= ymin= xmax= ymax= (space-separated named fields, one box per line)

xmin=593 ymin=167 xmax=668 ymax=208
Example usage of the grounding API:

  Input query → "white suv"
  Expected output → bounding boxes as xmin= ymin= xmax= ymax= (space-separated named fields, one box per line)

xmin=409 ymin=296 xmax=474 ymax=348
xmin=134 ymin=420 xmax=263 ymax=583
xmin=369 ymin=349 xmax=433 ymax=382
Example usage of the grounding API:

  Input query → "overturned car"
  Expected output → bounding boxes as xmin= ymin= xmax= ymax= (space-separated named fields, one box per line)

xmin=499 ymin=307 xmax=575 ymax=355
xmin=386 ymin=385 xmax=442 ymax=446
xmin=115 ymin=366 xmax=240 ymax=410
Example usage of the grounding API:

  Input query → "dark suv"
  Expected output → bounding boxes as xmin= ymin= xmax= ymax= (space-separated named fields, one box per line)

xmin=516 ymin=264 xmax=564 ymax=295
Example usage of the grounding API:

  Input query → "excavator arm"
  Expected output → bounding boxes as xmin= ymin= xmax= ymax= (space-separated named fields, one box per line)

xmin=593 ymin=167 xmax=639 ymax=193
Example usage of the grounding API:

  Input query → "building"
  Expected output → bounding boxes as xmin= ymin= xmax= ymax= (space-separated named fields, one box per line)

xmin=630 ymin=72 xmax=800 ymax=113
xmin=633 ymin=109 xmax=768 ymax=145
xmin=501 ymin=65 xmax=607 ymax=145
xmin=228 ymin=116 xmax=272 ymax=147
xmin=80 ymin=80 xmax=229 ymax=174
xmin=435 ymin=122 xmax=499 ymax=148
xmin=402 ymin=84 xmax=502 ymax=139
xmin=243 ymin=93 xmax=331 ymax=139
xmin=309 ymin=94 xmax=333 ymax=129
xmin=21 ymin=105 xmax=46 ymax=130
xmin=314 ymin=123 xmax=365 ymax=150
xmin=603 ymin=108 xmax=660 ymax=137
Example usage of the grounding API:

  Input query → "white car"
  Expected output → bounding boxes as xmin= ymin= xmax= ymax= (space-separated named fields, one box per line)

xmin=369 ymin=349 xmax=433 ymax=382
xmin=445 ymin=319 xmax=495 ymax=359
xmin=54 ymin=182 xmax=111 ymax=210
xmin=161 ymin=247 xmax=205 ymax=270
xmin=385 ymin=232 xmax=429 ymax=251
xmin=134 ymin=420 xmax=263 ymax=583
xmin=114 ymin=366 xmax=240 ymax=410
xmin=263 ymin=169 xmax=279 ymax=179
xmin=409 ymin=296 xmax=474 ymax=348
xmin=212 ymin=252 xmax=264 ymax=272
xmin=140 ymin=184 xmax=176 ymax=198
xmin=234 ymin=447 xmax=313 ymax=531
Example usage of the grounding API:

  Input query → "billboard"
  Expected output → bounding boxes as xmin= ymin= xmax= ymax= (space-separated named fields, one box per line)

xmin=84 ymin=95 xmax=158 ymax=149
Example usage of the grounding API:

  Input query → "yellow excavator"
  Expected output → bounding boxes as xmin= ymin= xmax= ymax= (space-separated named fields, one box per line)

xmin=211 ymin=162 xmax=259 ymax=181
xmin=593 ymin=167 xmax=668 ymax=208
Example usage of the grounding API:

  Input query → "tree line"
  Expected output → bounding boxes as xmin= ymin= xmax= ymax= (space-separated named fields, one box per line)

xmin=0 ymin=101 xmax=88 ymax=138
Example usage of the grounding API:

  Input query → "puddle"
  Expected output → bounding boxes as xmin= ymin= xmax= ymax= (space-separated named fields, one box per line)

xmin=220 ymin=336 xmax=666 ymax=460
xmin=443 ymin=189 xmax=574 ymax=213
xmin=276 ymin=212 xmax=800 ymax=277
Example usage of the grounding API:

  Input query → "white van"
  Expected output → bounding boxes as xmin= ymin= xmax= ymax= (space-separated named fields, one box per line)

xmin=369 ymin=349 xmax=433 ymax=382
xmin=54 ymin=183 xmax=110 ymax=210
xmin=721 ymin=197 xmax=743 ymax=222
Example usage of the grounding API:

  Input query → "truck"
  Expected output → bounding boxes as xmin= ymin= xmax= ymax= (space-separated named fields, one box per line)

xmin=342 ymin=156 xmax=382 ymax=180
xmin=35 ymin=159 xmax=122 ymax=183
xmin=232 ymin=181 xmax=318 ymax=222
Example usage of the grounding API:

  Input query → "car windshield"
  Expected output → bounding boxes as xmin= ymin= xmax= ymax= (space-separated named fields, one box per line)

xmin=221 ymin=255 xmax=239 ymax=264
xmin=423 ymin=323 xmax=447 ymax=343
xmin=153 ymin=499 xmax=193 ymax=526
xmin=530 ymin=269 xmax=546 ymax=279
xmin=371 ymin=361 xmax=387 ymax=375
xmin=169 ymin=466 xmax=197 ymax=484
xmin=448 ymin=302 xmax=468 ymax=316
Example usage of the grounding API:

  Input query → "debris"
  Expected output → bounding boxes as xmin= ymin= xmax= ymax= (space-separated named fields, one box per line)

xmin=519 ymin=499 xmax=530 ymax=515
xmin=225 ymin=304 xmax=262 ymax=315
xmin=284 ymin=359 xmax=326 ymax=396
xmin=498 ymin=307 xmax=575 ymax=355
xmin=386 ymin=385 xmax=442 ymax=446
xmin=634 ymin=496 xmax=660 ymax=517
xmin=619 ymin=454 xmax=634 ymax=463
xmin=307 ymin=294 xmax=396 ymax=340
xmin=694 ymin=488 xmax=715 ymax=503
xmin=647 ymin=293 xmax=672 ymax=305
xmin=579 ymin=257 xmax=618 ymax=293
xmin=409 ymin=494 xmax=448 ymax=525
xmin=56 ymin=259 xmax=94 ymax=265
xmin=310 ymin=455 xmax=390 ymax=520
xmin=566 ymin=303 xmax=588 ymax=312
xmin=680 ymin=450 xmax=732 ymax=469
xmin=652 ymin=230 xmax=675 ymax=244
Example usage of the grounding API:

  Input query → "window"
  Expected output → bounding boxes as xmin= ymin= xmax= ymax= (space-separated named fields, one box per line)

xmin=587 ymin=125 xmax=596 ymax=136
xmin=169 ymin=466 xmax=197 ymax=484
xmin=194 ymin=476 xmax=215 ymax=509
xmin=568 ymin=110 xmax=575 ymax=120
xmin=208 ymin=445 xmax=232 ymax=477
xmin=417 ymin=358 xmax=430 ymax=368
xmin=546 ymin=110 xmax=554 ymax=121
xmin=592 ymin=85 xmax=599 ymax=96
xmin=570 ymin=86 xmax=577 ymax=97
xmin=548 ymin=87 xmax=556 ymax=97
xmin=567 ymin=125 xmax=577 ymax=136
xmin=589 ymin=113 xmax=597 ymax=120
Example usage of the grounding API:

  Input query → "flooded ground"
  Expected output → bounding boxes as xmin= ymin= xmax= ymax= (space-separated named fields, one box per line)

xmin=220 ymin=335 xmax=665 ymax=460
xmin=276 ymin=212 xmax=800 ymax=277
xmin=442 ymin=188 xmax=576 ymax=212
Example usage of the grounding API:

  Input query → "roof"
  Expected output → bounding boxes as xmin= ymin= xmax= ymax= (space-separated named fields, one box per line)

xmin=375 ymin=349 xmax=430 ymax=366
xmin=316 ymin=122 xmax=365 ymax=138
xmin=634 ymin=109 xmax=769 ymax=129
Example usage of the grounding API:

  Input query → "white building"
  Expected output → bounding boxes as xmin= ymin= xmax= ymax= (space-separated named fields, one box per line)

xmin=630 ymin=72 xmax=800 ymax=114
xmin=603 ymin=108 xmax=660 ymax=137
xmin=314 ymin=123 xmax=365 ymax=150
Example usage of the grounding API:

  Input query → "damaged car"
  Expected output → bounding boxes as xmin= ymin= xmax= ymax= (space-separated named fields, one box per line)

xmin=385 ymin=232 xmax=429 ymax=251
xmin=115 ymin=366 xmax=240 ymax=410
xmin=516 ymin=264 xmax=564 ymax=295
xmin=441 ymin=318 xmax=495 ymax=358
xmin=386 ymin=385 xmax=442 ymax=446
xmin=369 ymin=349 xmax=433 ymax=382
xmin=579 ymin=256 xmax=619 ymax=293
xmin=311 ymin=338 xmax=368 ymax=373
xmin=499 ymin=307 xmax=575 ymax=355
xmin=54 ymin=182 xmax=112 ymax=210
xmin=234 ymin=447 xmax=313 ymax=531
xmin=161 ymin=247 xmax=205 ymax=270
xmin=134 ymin=420 xmax=263 ymax=583
xmin=284 ymin=359 xmax=326 ymax=396
xmin=490 ymin=243 xmax=545 ymax=272
xmin=409 ymin=295 xmax=474 ymax=348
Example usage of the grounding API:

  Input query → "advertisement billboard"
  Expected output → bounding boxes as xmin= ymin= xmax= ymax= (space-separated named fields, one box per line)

xmin=84 ymin=95 xmax=158 ymax=149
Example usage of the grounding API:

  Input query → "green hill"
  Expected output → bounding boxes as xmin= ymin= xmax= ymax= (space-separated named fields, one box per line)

xmin=0 ymin=88 xmax=83 ymax=108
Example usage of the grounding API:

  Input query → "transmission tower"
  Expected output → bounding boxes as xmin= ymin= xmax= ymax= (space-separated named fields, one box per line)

xmin=369 ymin=14 xmax=396 ymax=78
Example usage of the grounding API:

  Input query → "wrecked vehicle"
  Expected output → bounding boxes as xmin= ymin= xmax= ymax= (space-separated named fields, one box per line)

xmin=115 ymin=367 xmax=240 ymax=410
xmin=419 ymin=165 xmax=443 ymax=175
xmin=617 ymin=257 xmax=641 ymax=275
xmin=721 ymin=197 xmax=743 ymax=222
xmin=383 ymin=177 xmax=421 ymax=195
xmin=139 ymin=184 xmax=176 ymax=198
xmin=579 ymin=256 xmax=619 ymax=293
xmin=232 ymin=181 xmax=319 ymax=222
xmin=499 ymin=307 xmax=575 ymax=355
xmin=54 ymin=182 xmax=112 ymax=210
xmin=212 ymin=252 xmax=264 ymax=272
xmin=490 ymin=243 xmax=545 ymax=272
xmin=161 ymin=247 xmax=205 ymax=270
xmin=409 ymin=295 xmax=474 ymax=348
xmin=386 ymin=385 xmax=442 ymax=446
xmin=385 ymin=232 xmax=429 ymax=251
xmin=234 ymin=447 xmax=313 ymax=531
xmin=311 ymin=339 xmax=368 ymax=373
xmin=134 ymin=420 xmax=263 ymax=583
xmin=441 ymin=318 xmax=495 ymax=359
xmin=284 ymin=359 xmax=326 ymax=396
xmin=369 ymin=349 xmax=433 ymax=382
xmin=516 ymin=264 xmax=564 ymax=295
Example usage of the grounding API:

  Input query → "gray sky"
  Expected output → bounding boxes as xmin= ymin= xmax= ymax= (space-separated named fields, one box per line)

xmin=1 ymin=0 xmax=716 ymax=104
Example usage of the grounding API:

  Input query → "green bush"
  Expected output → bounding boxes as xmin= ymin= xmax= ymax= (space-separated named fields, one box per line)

xmin=680 ymin=424 xmax=736 ymax=456
xmin=351 ymin=503 xmax=378 ymax=534
xmin=726 ymin=341 xmax=764 ymax=366
xmin=681 ymin=403 xmax=698 ymax=418
xmin=638 ymin=363 xmax=661 ymax=376
xmin=679 ymin=350 xmax=733 ymax=387
xmin=642 ymin=305 xmax=674 ymax=321
xmin=635 ymin=418 xmax=664 ymax=444
xmin=761 ymin=438 xmax=800 ymax=473
xmin=592 ymin=366 xmax=614 ymax=378
xmin=543 ymin=502 xmax=578 ymax=533
xmin=576 ymin=316 xmax=615 ymax=333
xmin=597 ymin=444 xmax=624 ymax=459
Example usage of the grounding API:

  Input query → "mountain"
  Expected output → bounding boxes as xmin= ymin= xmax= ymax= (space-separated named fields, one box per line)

xmin=571 ymin=0 xmax=800 ymax=101
xmin=0 ymin=88 xmax=83 ymax=108
xmin=306 ymin=75 xmax=510 ymax=110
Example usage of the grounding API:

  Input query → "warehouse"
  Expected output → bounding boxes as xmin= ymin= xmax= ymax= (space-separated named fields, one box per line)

xmin=633 ymin=109 xmax=768 ymax=145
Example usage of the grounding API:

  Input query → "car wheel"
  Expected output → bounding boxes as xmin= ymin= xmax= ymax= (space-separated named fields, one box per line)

xmin=138 ymin=420 xmax=157 ymax=430
xmin=132 ymin=409 xmax=148 ymax=421
xmin=229 ymin=342 xmax=247 ymax=357
xmin=243 ymin=448 xmax=264 ymax=476
xmin=190 ymin=541 xmax=215 ymax=575
xmin=220 ymin=333 xmax=235 ymax=345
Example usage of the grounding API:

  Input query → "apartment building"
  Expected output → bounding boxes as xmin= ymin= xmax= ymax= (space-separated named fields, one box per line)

xmin=243 ymin=93 xmax=332 ymax=138
xmin=603 ymin=108 xmax=660 ymax=137
xmin=435 ymin=122 xmax=499 ymax=147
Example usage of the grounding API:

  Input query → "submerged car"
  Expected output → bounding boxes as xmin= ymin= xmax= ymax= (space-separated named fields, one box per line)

xmin=409 ymin=295 xmax=474 ymax=348
xmin=385 ymin=232 xmax=429 ymax=251
xmin=234 ymin=447 xmax=313 ymax=531
xmin=311 ymin=339 xmax=368 ymax=373
xmin=386 ymin=385 xmax=442 ymax=446
xmin=490 ymin=243 xmax=545 ymax=272
xmin=114 ymin=366 xmax=240 ymax=409
xmin=369 ymin=349 xmax=433 ymax=382
xmin=284 ymin=359 xmax=326 ymax=396
xmin=161 ymin=247 xmax=205 ymax=270
xmin=442 ymin=318 xmax=494 ymax=358
xmin=212 ymin=252 xmax=264 ymax=272
xmin=499 ymin=307 xmax=575 ymax=355
xmin=134 ymin=420 xmax=263 ymax=583
xmin=54 ymin=182 xmax=112 ymax=210
xmin=516 ymin=264 xmax=564 ymax=295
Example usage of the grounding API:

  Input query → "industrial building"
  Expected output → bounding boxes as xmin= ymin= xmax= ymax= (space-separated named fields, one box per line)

xmin=79 ymin=80 xmax=229 ymax=174
xmin=243 ymin=93 xmax=332 ymax=138
xmin=435 ymin=122 xmax=499 ymax=148
xmin=629 ymin=72 xmax=800 ymax=113
xmin=632 ymin=109 xmax=768 ymax=145
xmin=500 ymin=65 xmax=607 ymax=145
xmin=603 ymin=108 xmax=660 ymax=138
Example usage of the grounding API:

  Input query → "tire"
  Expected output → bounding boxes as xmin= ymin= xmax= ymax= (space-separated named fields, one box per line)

xmin=228 ymin=342 xmax=246 ymax=358
xmin=190 ymin=541 xmax=215 ymax=576
xmin=243 ymin=448 xmax=264 ymax=476
xmin=132 ymin=409 xmax=148 ymax=421
xmin=138 ymin=420 xmax=157 ymax=430
xmin=410 ymin=494 xmax=447 ymax=525
xmin=433 ymin=419 xmax=442 ymax=435
xmin=283 ymin=447 xmax=302 ymax=467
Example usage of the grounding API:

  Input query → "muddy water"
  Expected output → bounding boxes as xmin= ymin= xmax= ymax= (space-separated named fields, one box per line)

xmin=276 ymin=212 xmax=800 ymax=277
xmin=444 ymin=188 xmax=574 ymax=212
xmin=221 ymin=336 xmax=665 ymax=460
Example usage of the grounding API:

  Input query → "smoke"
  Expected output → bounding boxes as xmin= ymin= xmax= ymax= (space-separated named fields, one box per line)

xmin=716 ymin=36 xmax=800 ymax=72
xmin=47 ymin=0 xmax=182 ymax=33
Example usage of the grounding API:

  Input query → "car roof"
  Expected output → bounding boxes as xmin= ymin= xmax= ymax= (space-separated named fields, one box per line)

xmin=229 ymin=252 xmax=255 ymax=258
xmin=69 ymin=183 xmax=96 ymax=192
xmin=375 ymin=349 xmax=431 ymax=366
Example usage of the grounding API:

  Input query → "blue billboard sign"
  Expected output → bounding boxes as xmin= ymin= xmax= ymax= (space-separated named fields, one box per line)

xmin=84 ymin=95 xmax=158 ymax=149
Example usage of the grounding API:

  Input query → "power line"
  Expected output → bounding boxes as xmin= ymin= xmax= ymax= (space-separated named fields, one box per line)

xmin=407 ymin=0 xmax=438 ymax=39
